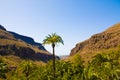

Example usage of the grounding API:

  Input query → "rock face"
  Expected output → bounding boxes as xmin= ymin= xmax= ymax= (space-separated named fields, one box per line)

xmin=0 ymin=44 xmax=53 ymax=62
xmin=0 ymin=25 xmax=55 ymax=62
xmin=70 ymin=23 xmax=120 ymax=61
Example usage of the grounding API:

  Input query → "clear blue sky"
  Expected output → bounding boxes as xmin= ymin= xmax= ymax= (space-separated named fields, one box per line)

xmin=0 ymin=0 xmax=120 ymax=56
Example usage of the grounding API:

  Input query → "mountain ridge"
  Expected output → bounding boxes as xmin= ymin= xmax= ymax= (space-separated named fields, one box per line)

xmin=9 ymin=31 xmax=46 ymax=50
xmin=0 ymin=25 xmax=6 ymax=31
xmin=70 ymin=23 xmax=120 ymax=62
xmin=0 ymin=25 xmax=54 ymax=62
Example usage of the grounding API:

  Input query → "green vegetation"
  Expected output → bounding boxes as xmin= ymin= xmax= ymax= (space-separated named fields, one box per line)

xmin=0 ymin=56 xmax=8 ymax=79
xmin=0 ymin=48 xmax=120 ymax=80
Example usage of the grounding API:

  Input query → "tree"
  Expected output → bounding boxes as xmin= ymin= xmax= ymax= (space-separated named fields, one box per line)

xmin=12 ymin=61 xmax=39 ymax=80
xmin=43 ymin=33 xmax=64 ymax=79
xmin=83 ymin=52 xmax=120 ymax=80
xmin=0 ymin=57 xmax=8 ymax=79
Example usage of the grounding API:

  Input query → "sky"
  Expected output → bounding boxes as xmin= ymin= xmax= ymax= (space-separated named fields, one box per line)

xmin=0 ymin=0 xmax=120 ymax=56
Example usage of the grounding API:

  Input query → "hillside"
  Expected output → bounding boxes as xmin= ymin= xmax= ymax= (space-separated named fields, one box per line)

xmin=70 ymin=23 xmax=120 ymax=62
xmin=0 ymin=25 xmax=53 ymax=63
xmin=9 ymin=31 xmax=46 ymax=50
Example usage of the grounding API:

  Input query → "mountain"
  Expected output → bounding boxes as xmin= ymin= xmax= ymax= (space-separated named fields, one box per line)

xmin=0 ymin=25 xmax=54 ymax=62
xmin=70 ymin=23 xmax=120 ymax=62
xmin=59 ymin=55 xmax=69 ymax=60
xmin=9 ymin=31 xmax=46 ymax=50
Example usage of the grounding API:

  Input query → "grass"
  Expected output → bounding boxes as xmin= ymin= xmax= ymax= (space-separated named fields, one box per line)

xmin=0 ymin=30 xmax=15 ymax=39
xmin=3 ymin=55 xmax=23 ymax=66
xmin=1 ymin=55 xmax=46 ymax=67
xmin=0 ymin=39 xmax=28 ymax=47
xmin=105 ymin=23 xmax=120 ymax=33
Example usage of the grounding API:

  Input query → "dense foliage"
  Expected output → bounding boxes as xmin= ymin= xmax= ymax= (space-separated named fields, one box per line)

xmin=0 ymin=49 xmax=120 ymax=80
xmin=0 ymin=56 xmax=8 ymax=79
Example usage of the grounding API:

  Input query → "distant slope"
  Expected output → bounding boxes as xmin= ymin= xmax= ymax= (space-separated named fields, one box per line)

xmin=59 ymin=55 xmax=69 ymax=60
xmin=0 ymin=25 xmax=6 ymax=31
xmin=0 ymin=25 xmax=53 ymax=62
xmin=70 ymin=23 xmax=120 ymax=62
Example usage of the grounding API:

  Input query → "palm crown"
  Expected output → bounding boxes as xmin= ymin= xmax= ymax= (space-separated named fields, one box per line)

xmin=43 ymin=33 xmax=64 ymax=46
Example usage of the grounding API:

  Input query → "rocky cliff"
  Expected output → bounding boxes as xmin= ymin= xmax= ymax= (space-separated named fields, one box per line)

xmin=70 ymin=23 xmax=120 ymax=61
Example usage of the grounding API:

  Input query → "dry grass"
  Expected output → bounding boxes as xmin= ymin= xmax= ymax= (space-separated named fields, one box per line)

xmin=0 ymin=39 xmax=27 ymax=47
xmin=1 ymin=55 xmax=46 ymax=67
xmin=0 ymin=30 xmax=15 ymax=40
xmin=3 ymin=55 xmax=23 ymax=66
xmin=33 ymin=60 xmax=46 ymax=66
xmin=105 ymin=23 xmax=120 ymax=33
xmin=0 ymin=39 xmax=50 ymax=54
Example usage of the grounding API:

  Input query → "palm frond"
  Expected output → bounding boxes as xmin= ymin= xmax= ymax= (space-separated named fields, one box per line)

xmin=42 ymin=33 xmax=64 ymax=46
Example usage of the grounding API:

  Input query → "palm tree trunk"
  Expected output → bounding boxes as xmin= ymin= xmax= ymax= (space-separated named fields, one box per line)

xmin=52 ymin=43 xmax=55 ymax=80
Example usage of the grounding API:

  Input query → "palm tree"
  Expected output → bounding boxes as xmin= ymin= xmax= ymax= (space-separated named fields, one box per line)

xmin=43 ymin=33 xmax=64 ymax=79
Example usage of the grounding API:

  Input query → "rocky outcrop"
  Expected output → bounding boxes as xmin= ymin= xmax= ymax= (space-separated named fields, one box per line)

xmin=0 ymin=45 xmax=53 ymax=62
xmin=70 ymin=23 xmax=120 ymax=57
